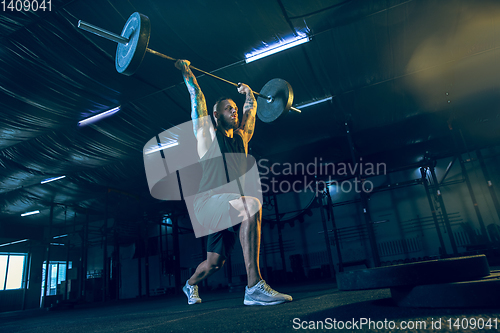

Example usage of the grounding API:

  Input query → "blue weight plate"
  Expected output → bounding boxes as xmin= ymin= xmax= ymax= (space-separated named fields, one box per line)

xmin=257 ymin=78 xmax=294 ymax=123
xmin=115 ymin=12 xmax=151 ymax=75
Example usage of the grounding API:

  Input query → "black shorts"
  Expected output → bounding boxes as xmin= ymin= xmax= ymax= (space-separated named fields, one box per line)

xmin=207 ymin=224 xmax=241 ymax=258
xmin=194 ymin=191 xmax=242 ymax=258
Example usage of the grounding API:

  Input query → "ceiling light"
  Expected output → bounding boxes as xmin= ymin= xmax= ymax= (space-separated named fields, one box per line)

xmin=21 ymin=210 xmax=40 ymax=217
xmin=296 ymin=96 xmax=333 ymax=109
xmin=53 ymin=234 xmax=68 ymax=239
xmin=78 ymin=106 xmax=120 ymax=126
xmin=245 ymin=36 xmax=310 ymax=63
xmin=41 ymin=175 xmax=66 ymax=184
xmin=0 ymin=239 xmax=29 ymax=247
xmin=144 ymin=141 xmax=179 ymax=155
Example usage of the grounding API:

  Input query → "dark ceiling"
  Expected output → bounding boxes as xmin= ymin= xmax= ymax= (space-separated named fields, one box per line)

xmin=1 ymin=0 xmax=500 ymax=236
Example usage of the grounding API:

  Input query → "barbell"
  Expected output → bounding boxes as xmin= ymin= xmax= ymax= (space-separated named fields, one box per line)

xmin=77 ymin=12 xmax=302 ymax=123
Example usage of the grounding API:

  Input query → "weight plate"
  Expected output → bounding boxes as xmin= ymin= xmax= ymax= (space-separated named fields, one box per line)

xmin=115 ymin=12 xmax=151 ymax=75
xmin=336 ymin=255 xmax=490 ymax=291
xmin=257 ymin=78 xmax=293 ymax=123
xmin=391 ymin=270 xmax=500 ymax=308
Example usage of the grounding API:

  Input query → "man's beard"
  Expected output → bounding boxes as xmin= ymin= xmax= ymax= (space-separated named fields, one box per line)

xmin=219 ymin=115 xmax=238 ymax=130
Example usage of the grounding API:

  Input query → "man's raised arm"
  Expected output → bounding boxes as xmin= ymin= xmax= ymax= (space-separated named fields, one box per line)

xmin=237 ymin=83 xmax=257 ymax=144
xmin=175 ymin=60 xmax=213 ymax=158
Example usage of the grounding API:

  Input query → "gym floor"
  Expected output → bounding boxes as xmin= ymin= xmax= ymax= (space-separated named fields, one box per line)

xmin=2 ymin=279 xmax=499 ymax=333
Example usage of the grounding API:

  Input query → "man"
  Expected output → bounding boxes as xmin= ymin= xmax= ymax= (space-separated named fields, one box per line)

xmin=175 ymin=59 xmax=292 ymax=306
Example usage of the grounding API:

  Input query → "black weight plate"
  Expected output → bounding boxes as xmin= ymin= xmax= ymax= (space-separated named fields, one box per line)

xmin=115 ymin=12 xmax=151 ymax=75
xmin=257 ymin=78 xmax=293 ymax=123
xmin=391 ymin=270 xmax=500 ymax=308
xmin=336 ymin=255 xmax=490 ymax=291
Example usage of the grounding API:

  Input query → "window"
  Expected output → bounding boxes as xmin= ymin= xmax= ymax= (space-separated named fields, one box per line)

xmin=42 ymin=261 xmax=72 ymax=296
xmin=0 ymin=253 xmax=27 ymax=290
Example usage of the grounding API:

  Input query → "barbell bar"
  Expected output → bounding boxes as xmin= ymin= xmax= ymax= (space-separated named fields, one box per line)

xmin=77 ymin=12 xmax=302 ymax=122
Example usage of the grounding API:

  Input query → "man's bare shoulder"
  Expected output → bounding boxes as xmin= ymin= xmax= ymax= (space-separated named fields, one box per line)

xmin=234 ymin=128 xmax=245 ymax=138
xmin=234 ymin=129 xmax=249 ymax=154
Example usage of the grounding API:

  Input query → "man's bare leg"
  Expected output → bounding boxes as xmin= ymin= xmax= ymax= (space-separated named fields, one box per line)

xmin=230 ymin=196 xmax=292 ymax=305
xmin=183 ymin=252 xmax=225 ymax=304
xmin=230 ymin=196 xmax=263 ymax=288
xmin=188 ymin=252 xmax=225 ymax=286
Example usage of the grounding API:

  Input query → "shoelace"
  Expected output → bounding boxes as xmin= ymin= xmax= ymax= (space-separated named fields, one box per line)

xmin=190 ymin=285 xmax=200 ymax=298
xmin=257 ymin=281 xmax=278 ymax=296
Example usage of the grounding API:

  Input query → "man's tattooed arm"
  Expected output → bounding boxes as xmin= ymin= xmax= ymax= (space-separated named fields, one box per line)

xmin=176 ymin=59 xmax=213 ymax=158
xmin=176 ymin=60 xmax=209 ymax=135
xmin=238 ymin=83 xmax=257 ymax=143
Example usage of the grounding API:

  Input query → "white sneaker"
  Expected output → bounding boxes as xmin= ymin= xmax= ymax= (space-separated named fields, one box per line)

xmin=182 ymin=280 xmax=202 ymax=304
xmin=244 ymin=280 xmax=292 ymax=306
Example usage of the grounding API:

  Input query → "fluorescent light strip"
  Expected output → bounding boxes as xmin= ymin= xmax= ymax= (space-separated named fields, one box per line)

xmin=145 ymin=141 xmax=179 ymax=155
xmin=297 ymin=96 xmax=333 ymax=109
xmin=78 ymin=106 xmax=120 ymax=126
xmin=245 ymin=36 xmax=310 ymax=63
xmin=0 ymin=239 xmax=29 ymax=247
xmin=41 ymin=175 xmax=66 ymax=184
xmin=21 ymin=210 xmax=40 ymax=217
xmin=53 ymin=234 xmax=68 ymax=239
